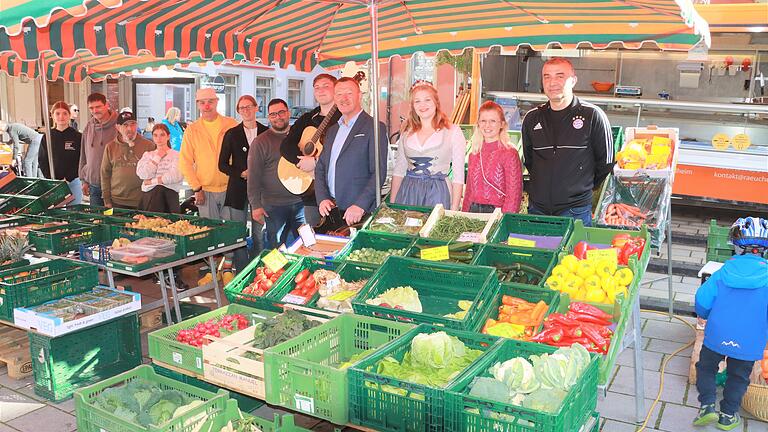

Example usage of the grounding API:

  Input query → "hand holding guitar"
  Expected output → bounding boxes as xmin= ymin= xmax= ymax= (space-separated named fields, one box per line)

xmin=296 ymin=156 xmax=316 ymax=175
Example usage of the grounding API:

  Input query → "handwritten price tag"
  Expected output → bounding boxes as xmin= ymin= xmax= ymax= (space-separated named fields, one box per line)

xmin=586 ymin=248 xmax=618 ymax=265
xmin=507 ymin=236 xmax=536 ymax=247
xmin=457 ymin=232 xmax=483 ymax=242
xmin=263 ymin=249 xmax=289 ymax=273
xmin=404 ymin=217 xmax=424 ymax=227
xmin=420 ymin=246 xmax=450 ymax=261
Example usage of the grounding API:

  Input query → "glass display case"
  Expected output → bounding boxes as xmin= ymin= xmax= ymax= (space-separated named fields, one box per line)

xmin=485 ymin=91 xmax=768 ymax=209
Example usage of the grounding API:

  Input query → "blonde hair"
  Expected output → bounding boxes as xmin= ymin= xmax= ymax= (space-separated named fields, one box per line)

xmin=165 ymin=107 xmax=181 ymax=123
xmin=401 ymin=84 xmax=451 ymax=135
xmin=470 ymin=101 xmax=513 ymax=155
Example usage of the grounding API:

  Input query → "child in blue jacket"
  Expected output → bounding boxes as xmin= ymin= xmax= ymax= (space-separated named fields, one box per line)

xmin=694 ymin=217 xmax=768 ymax=430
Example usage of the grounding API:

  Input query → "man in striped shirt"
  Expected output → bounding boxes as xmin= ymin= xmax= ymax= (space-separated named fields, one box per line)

xmin=521 ymin=57 xmax=614 ymax=227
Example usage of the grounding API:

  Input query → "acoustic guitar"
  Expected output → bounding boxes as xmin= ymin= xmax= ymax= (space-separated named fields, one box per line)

xmin=277 ymin=71 xmax=365 ymax=195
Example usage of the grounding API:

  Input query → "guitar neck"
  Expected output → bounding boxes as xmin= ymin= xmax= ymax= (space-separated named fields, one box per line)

xmin=310 ymin=106 xmax=338 ymax=142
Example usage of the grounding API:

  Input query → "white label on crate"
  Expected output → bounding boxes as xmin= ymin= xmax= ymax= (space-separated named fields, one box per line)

xmin=404 ymin=217 xmax=423 ymax=227
xmin=294 ymin=395 xmax=315 ymax=414
xmin=456 ymin=232 xmax=482 ymax=242
xmin=375 ymin=217 xmax=395 ymax=225
xmin=196 ymin=357 xmax=202 ymax=370
xmin=281 ymin=294 xmax=307 ymax=305
xmin=172 ymin=352 xmax=183 ymax=364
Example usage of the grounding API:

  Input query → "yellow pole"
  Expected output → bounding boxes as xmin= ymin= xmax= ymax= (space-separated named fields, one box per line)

xmin=468 ymin=50 xmax=481 ymax=125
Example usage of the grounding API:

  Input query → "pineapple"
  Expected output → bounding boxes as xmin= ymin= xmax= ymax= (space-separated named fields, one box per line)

xmin=0 ymin=232 xmax=29 ymax=265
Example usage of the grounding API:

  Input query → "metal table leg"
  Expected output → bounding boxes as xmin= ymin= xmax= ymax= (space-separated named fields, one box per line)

xmin=632 ymin=296 xmax=646 ymax=423
xmin=667 ymin=204 xmax=674 ymax=317
xmin=166 ymin=269 xmax=183 ymax=323
xmin=156 ymin=271 xmax=174 ymax=325
xmin=208 ymin=256 xmax=222 ymax=307
xmin=106 ymin=269 xmax=116 ymax=288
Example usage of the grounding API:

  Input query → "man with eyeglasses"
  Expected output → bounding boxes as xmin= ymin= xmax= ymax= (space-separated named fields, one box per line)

xmin=248 ymin=99 xmax=305 ymax=248
xmin=219 ymin=95 xmax=267 ymax=271
xmin=280 ymin=74 xmax=340 ymax=227
xmin=179 ymin=88 xmax=238 ymax=219
xmin=69 ymin=104 xmax=79 ymax=131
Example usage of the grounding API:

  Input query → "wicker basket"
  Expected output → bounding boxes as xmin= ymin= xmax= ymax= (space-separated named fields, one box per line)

xmin=742 ymin=362 xmax=768 ymax=422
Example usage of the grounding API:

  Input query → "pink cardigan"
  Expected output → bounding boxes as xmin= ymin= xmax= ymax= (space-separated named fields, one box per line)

xmin=462 ymin=140 xmax=523 ymax=213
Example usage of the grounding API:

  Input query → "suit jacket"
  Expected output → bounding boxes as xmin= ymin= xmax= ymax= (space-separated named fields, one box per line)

xmin=315 ymin=111 xmax=388 ymax=213
xmin=219 ymin=121 xmax=268 ymax=209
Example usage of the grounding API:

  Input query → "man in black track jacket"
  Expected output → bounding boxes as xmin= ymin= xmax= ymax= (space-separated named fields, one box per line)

xmin=521 ymin=57 xmax=614 ymax=226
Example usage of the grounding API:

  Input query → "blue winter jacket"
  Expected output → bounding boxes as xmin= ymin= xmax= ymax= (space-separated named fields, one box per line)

xmin=695 ymin=254 xmax=768 ymax=361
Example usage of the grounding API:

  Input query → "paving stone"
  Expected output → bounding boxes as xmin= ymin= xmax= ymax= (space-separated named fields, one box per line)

xmin=746 ymin=418 xmax=768 ymax=432
xmin=50 ymin=397 xmax=75 ymax=414
xmin=0 ymin=374 xmax=34 ymax=391
xmin=657 ymin=402 xmax=727 ymax=432
xmin=646 ymin=339 xmax=693 ymax=357
xmin=617 ymin=348 xmax=662 ymax=371
xmin=0 ymin=424 xmax=19 ymax=432
xmin=6 ymin=405 xmax=76 ymax=432
xmin=609 ymin=367 xmax=687 ymax=404
xmin=673 ymin=292 xmax=695 ymax=306
xmin=0 ymin=389 xmax=45 ymax=423
xmin=600 ymin=418 xmax=663 ymax=432
xmin=684 ymin=383 xmax=700 ymax=407
xmin=661 ymin=353 xmax=694 ymax=377
xmin=597 ymin=392 xmax=660 ymax=425
xmin=642 ymin=320 xmax=695 ymax=343
xmin=12 ymin=385 xmax=45 ymax=404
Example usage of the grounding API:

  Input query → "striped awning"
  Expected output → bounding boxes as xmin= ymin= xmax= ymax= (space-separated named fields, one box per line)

xmin=0 ymin=50 xmax=231 ymax=82
xmin=0 ymin=0 xmax=711 ymax=74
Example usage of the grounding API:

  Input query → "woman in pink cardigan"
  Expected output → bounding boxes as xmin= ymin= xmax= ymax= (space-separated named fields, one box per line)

xmin=462 ymin=101 xmax=523 ymax=214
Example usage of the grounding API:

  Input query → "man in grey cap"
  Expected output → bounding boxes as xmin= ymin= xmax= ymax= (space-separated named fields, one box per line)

xmin=80 ymin=92 xmax=118 ymax=206
xmin=100 ymin=111 xmax=154 ymax=209
xmin=0 ymin=120 xmax=43 ymax=177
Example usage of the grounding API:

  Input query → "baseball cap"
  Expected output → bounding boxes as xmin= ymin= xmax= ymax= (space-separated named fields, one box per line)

xmin=196 ymin=88 xmax=217 ymax=101
xmin=117 ymin=111 xmax=137 ymax=125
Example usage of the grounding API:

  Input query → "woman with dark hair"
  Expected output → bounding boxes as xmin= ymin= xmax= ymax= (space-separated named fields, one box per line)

xmin=136 ymin=123 xmax=183 ymax=212
xmin=39 ymin=100 xmax=83 ymax=204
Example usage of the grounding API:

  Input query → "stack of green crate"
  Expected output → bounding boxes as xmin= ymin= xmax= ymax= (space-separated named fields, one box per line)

xmin=707 ymin=219 xmax=733 ymax=263
xmin=28 ymin=223 xmax=108 ymax=254
xmin=224 ymin=250 xmax=303 ymax=311
xmin=31 ymin=313 xmax=142 ymax=401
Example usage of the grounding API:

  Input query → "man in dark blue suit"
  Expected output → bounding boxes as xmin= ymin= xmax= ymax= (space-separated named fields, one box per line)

xmin=315 ymin=77 xmax=388 ymax=226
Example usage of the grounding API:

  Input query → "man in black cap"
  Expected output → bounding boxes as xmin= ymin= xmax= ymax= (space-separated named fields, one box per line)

xmin=101 ymin=111 xmax=155 ymax=209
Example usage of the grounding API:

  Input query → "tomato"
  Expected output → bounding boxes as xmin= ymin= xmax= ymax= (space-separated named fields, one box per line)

xmin=295 ymin=269 xmax=310 ymax=284
xmin=574 ymin=241 xmax=590 ymax=260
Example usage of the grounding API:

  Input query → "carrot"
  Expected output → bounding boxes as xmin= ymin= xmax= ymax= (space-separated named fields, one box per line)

xmin=531 ymin=300 xmax=548 ymax=325
xmin=502 ymin=295 xmax=527 ymax=307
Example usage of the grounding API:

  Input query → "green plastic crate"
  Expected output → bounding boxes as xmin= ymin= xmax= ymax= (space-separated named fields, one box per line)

xmin=302 ymin=261 xmax=378 ymax=313
xmin=478 ymin=283 xmax=560 ymax=339
xmin=489 ymin=213 xmax=574 ymax=251
xmin=148 ymin=304 xmax=279 ymax=375
xmin=265 ymin=257 xmax=343 ymax=308
xmin=348 ymin=324 xmax=500 ymax=432
xmin=352 ymin=256 xmax=499 ymax=332
xmin=31 ymin=313 xmax=142 ymax=402
xmin=0 ymin=177 xmax=37 ymax=194
xmin=405 ymin=238 xmax=480 ymax=265
xmin=564 ymin=220 xmax=651 ymax=280
xmin=0 ymin=195 xmax=45 ymax=215
xmin=205 ymin=399 xmax=311 ymax=432
xmin=336 ymin=231 xmax=415 ymax=265
xmin=707 ymin=219 xmax=733 ymax=263
xmin=151 ymin=363 xmax=265 ymax=413
xmin=110 ymin=221 xmax=215 ymax=257
xmin=74 ymin=365 xmax=230 ymax=432
xmin=37 ymin=180 xmax=74 ymax=208
xmin=264 ymin=314 xmax=414 ymax=424
xmin=0 ymin=259 xmax=98 ymax=321
xmin=470 ymin=244 xmax=556 ymax=287
xmin=28 ymin=223 xmax=107 ymax=254
xmin=224 ymin=249 xmax=303 ymax=311
xmin=362 ymin=202 xmax=432 ymax=236
xmin=444 ymin=338 xmax=599 ymax=432
xmin=204 ymin=218 xmax=248 ymax=248
xmin=0 ymin=258 xmax=29 ymax=272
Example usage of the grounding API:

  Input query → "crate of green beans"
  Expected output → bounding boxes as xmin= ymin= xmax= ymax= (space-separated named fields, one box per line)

xmin=419 ymin=204 xmax=502 ymax=243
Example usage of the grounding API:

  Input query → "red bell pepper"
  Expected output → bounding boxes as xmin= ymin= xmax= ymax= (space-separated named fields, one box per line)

xmin=544 ymin=313 xmax=582 ymax=329
xmin=618 ymin=238 xmax=646 ymax=265
xmin=566 ymin=311 xmax=612 ymax=327
xmin=580 ymin=323 xmax=609 ymax=351
xmin=573 ymin=241 xmax=590 ymax=260
xmin=531 ymin=326 xmax=564 ymax=343
xmin=581 ymin=321 xmax=614 ymax=338
xmin=568 ymin=302 xmax=614 ymax=321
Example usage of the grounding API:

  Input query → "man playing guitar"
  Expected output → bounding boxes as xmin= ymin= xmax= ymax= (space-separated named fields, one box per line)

xmin=279 ymin=74 xmax=340 ymax=227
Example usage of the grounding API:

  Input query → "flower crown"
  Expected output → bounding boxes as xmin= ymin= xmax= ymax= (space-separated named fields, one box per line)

xmin=410 ymin=80 xmax=436 ymax=91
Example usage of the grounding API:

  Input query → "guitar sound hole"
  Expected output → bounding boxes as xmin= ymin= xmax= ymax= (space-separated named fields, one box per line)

xmin=303 ymin=142 xmax=315 ymax=156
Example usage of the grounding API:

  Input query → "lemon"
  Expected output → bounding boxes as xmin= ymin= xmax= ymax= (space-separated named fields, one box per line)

xmin=551 ymin=264 xmax=570 ymax=279
xmin=564 ymin=274 xmax=584 ymax=291
xmin=576 ymin=261 xmax=595 ymax=279
xmin=601 ymin=275 xmax=617 ymax=293
xmin=615 ymin=268 xmax=634 ymax=286
xmin=584 ymin=275 xmax=602 ymax=292
xmin=545 ymin=275 xmax=565 ymax=291
xmin=561 ymin=255 xmax=580 ymax=273
xmin=585 ymin=288 xmax=607 ymax=304
xmin=594 ymin=258 xmax=618 ymax=279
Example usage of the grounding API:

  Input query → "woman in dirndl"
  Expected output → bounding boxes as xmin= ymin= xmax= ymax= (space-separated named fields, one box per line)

xmin=390 ymin=81 xmax=466 ymax=210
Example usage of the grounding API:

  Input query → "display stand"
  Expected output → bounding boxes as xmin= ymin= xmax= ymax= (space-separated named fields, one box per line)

xmin=33 ymin=241 xmax=245 ymax=325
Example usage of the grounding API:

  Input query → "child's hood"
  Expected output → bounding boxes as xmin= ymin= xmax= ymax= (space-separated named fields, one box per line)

xmin=720 ymin=254 xmax=768 ymax=289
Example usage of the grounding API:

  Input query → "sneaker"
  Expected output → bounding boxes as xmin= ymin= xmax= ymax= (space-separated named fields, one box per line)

xmin=693 ymin=404 xmax=718 ymax=426
xmin=717 ymin=412 xmax=741 ymax=431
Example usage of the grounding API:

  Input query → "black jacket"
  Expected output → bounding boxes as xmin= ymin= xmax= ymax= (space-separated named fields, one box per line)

xmin=521 ymin=97 xmax=614 ymax=214
xmin=40 ymin=128 xmax=81 ymax=181
xmin=280 ymin=106 xmax=341 ymax=206
xmin=219 ymin=121 xmax=268 ymax=209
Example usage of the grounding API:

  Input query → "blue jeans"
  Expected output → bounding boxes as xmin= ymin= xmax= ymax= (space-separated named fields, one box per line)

xmin=528 ymin=203 xmax=593 ymax=227
xmin=67 ymin=178 xmax=83 ymax=205
xmin=263 ymin=203 xmax=305 ymax=249
xmin=88 ymin=183 xmax=104 ymax=207
xmin=696 ymin=345 xmax=753 ymax=415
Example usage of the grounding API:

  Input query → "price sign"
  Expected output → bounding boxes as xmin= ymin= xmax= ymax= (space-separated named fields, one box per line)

xmin=263 ymin=249 xmax=289 ymax=273
xmin=457 ymin=232 xmax=482 ymax=242
xmin=298 ymin=224 xmax=317 ymax=246
xmin=586 ymin=248 xmax=618 ymax=265
xmin=103 ymin=208 xmax=114 ymax=215
xmin=420 ymin=246 xmax=450 ymax=261
xmin=404 ymin=217 xmax=423 ymax=227
xmin=375 ymin=217 xmax=396 ymax=225
xmin=711 ymin=133 xmax=731 ymax=150
xmin=507 ymin=236 xmax=536 ymax=247
xmin=732 ymin=133 xmax=751 ymax=151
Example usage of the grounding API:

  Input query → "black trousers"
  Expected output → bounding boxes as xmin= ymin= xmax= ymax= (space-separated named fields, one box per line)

xmin=696 ymin=345 xmax=754 ymax=415
xmin=140 ymin=186 xmax=180 ymax=213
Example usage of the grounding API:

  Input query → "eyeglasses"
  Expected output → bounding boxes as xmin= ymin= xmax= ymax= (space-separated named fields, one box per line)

xmin=238 ymin=105 xmax=257 ymax=111
xmin=268 ymin=110 xmax=288 ymax=118
xmin=72 ymin=109 xmax=79 ymax=112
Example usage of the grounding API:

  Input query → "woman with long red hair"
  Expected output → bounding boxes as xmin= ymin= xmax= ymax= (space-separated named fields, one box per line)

xmin=462 ymin=101 xmax=522 ymax=213
xmin=390 ymin=82 xmax=466 ymax=210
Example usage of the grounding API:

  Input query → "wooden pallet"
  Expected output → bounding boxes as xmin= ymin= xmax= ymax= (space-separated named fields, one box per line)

xmin=0 ymin=324 xmax=32 ymax=379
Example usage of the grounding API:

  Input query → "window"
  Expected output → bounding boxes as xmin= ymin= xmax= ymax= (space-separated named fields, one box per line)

xmin=411 ymin=52 xmax=435 ymax=85
xmin=221 ymin=74 xmax=238 ymax=117
xmin=254 ymin=77 xmax=274 ymax=119
xmin=287 ymin=79 xmax=303 ymax=108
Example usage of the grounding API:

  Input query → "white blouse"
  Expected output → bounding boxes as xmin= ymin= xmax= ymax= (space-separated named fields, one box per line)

xmin=393 ymin=124 xmax=466 ymax=184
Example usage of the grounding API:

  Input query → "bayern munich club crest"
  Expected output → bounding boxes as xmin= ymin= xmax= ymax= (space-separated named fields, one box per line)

xmin=572 ymin=115 xmax=585 ymax=130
